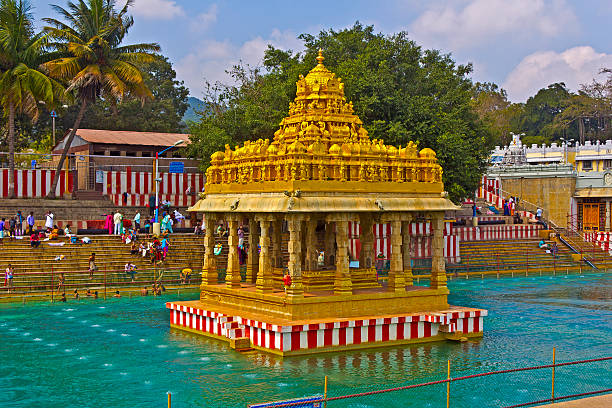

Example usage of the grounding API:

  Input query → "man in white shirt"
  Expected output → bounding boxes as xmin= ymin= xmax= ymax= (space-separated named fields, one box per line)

xmin=45 ymin=211 xmax=54 ymax=231
xmin=114 ymin=211 xmax=123 ymax=235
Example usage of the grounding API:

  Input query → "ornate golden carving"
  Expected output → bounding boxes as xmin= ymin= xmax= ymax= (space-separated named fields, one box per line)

xmin=204 ymin=51 xmax=443 ymax=189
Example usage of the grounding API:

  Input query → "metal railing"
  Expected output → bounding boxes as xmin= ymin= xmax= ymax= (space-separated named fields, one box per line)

xmin=243 ymin=352 xmax=612 ymax=408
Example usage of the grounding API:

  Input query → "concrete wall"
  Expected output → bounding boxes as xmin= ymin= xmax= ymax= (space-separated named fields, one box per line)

xmin=500 ymin=177 xmax=575 ymax=228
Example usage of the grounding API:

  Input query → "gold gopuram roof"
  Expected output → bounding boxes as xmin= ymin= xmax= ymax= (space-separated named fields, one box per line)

xmin=192 ymin=50 xmax=459 ymax=213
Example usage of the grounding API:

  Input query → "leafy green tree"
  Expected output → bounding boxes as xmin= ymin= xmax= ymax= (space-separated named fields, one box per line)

xmin=43 ymin=0 xmax=160 ymax=197
xmin=471 ymin=82 xmax=522 ymax=146
xmin=515 ymin=83 xmax=577 ymax=142
xmin=554 ymin=72 xmax=612 ymax=143
xmin=0 ymin=0 xmax=64 ymax=197
xmin=189 ymin=23 xmax=493 ymax=202
xmin=58 ymin=55 xmax=189 ymax=132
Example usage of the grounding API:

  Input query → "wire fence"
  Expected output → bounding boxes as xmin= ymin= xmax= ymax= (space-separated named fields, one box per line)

xmin=242 ymin=353 xmax=611 ymax=408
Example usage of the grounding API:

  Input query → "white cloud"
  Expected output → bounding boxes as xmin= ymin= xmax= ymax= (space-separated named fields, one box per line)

xmin=503 ymin=46 xmax=612 ymax=102
xmin=175 ymin=29 xmax=303 ymax=98
xmin=131 ymin=0 xmax=184 ymax=20
xmin=409 ymin=0 xmax=577 ymax=49
xmin=190 ymin=4 xmax=218 ymax=32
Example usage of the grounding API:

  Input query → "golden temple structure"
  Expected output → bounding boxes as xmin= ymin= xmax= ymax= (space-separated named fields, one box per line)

xmin=169 ymin=51 xmax=487 ymax=356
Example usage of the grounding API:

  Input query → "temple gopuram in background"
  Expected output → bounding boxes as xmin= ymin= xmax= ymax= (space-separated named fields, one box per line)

xmin=167 ymin=51 xmax=487 ymax=356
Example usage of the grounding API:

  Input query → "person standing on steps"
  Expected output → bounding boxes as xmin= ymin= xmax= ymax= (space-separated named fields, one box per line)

xmin=26 ymin=211 xmax=35 ymax=235
xmin=45 ymin=211 xmax=54 ymax=232
xmin=133 ymin=211 xmax=141 ymax=232
xmin=88 ymin=253 xmax=97 ymax=279
xmin=5 ymin=264 xmax=14 ymax=293
xmin=15 ymin=211 xmax=23 ymax=237
xmin=113 ymin=211 xmax=123 ymax=235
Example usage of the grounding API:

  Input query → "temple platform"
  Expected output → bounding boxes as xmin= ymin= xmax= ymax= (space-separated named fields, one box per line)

xmin=166 ymin=283 xmax=487 ymax=356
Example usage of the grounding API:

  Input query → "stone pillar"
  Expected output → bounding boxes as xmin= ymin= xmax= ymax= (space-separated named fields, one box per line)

xmin=246 ymin=218 xmax=259 ymax=283
xmin=256 ymin=217 xmax=274 ymax=293
xmin=324 ymin=222 xmax=336 ymax=266
xmin=333 ymin=217 xmax=353 ymax=295
xmin=271 ymin=218 xmax=282 ymax=268
xmin=401 ymin=220 xmax=413 ymax=286
xmin=305 ymin=218 xmax=318 ymax=270
xmin=359 ymin=215 xmax=374 ymax=269
xmin=286 ymin=214 xmax=304 ymax=297
xmin=430 ymin=212 xmax=447 ymax=289
xmin=225 ymin=216 xmax=241 ymax=288
xmin=388 ymin=219 xmax=405 ymax=292
xmin=200 ymin=213 xmax=218 ymax=286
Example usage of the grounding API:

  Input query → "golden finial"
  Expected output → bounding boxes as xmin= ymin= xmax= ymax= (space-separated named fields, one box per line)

xmin=316 ymin=48 xmax=324 ymax=65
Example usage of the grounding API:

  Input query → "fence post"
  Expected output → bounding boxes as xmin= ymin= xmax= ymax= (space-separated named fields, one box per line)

xmin=51 ymin=266 xmax=54 ymax=303
xmin=447 ymin=359 xmax=451 ymax=408
xmin=324 ymin=375 xmax=328 ymax=408
xmin=551 ymin=347 xmax=556 ymax=403
xmin=496 ymin=251 xmax=500 ymax=276
xmin=526 ymin=246 xmax=529 ymax=276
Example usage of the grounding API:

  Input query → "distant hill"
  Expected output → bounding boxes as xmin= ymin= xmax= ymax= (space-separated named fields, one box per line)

xmin=182 ymin=96 xmax=206 ymax=123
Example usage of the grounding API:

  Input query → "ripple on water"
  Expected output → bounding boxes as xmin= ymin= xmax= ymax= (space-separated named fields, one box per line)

xmin=33 ymin=338 xmax=42 ymax=342
xmin=139 ymin=339 xmax=146 ymax=342
xmin=156 ymin=345 xmax=168 ymax=349
xmin=199 ymin=357 xmax=210 ymax=361
xmin=67 ymin=316 xmax=75 ymax=320
xmin=277 ymin=383 xmax=288 ymax=387
xmin=103 ymin=363 xmax=113 ymax=367
xmin=178 ymin=350 xmax=190 ymax=355
xmin=91 ymin=324 xmax=100 ymax=328
xmin=121 ymin=333 xmax=130 ymax=337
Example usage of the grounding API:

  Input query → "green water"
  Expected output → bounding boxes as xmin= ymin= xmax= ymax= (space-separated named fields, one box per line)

xmin=1 ymin=274 xmax=610 ymax=408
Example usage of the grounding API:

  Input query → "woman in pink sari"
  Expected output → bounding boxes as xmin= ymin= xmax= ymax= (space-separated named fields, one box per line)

xmin=104 ymin=213 xmax=113 ymax=235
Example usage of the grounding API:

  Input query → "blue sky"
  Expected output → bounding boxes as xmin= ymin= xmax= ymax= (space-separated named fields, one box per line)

xmin=31 ymin=0 xmax=612 ymax=102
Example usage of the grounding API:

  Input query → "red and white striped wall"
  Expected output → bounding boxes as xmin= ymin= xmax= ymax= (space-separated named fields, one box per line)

xmin=348 ymin=221 xmax=457 ymax=262
xmin=51 ymin=218 xmax=194 ymax=231
xmin=166 ymin=302 xmax=487 ymax=355
xmin=453 ymin=224 xmax=542 ymax=241
xmin=102 ymin=170 xmax=204 ymax=195
xmin=583 ymin=231 xmax=612 ymax=253
xmin=0 ymin=169 xmax=73 ymax=198
xmin=107 ymin=193 xmax=199 ymax=208
xmin=478 ymin=176 xmax=501 ymax=197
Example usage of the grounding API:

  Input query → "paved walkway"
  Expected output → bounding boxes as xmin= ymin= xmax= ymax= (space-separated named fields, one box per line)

xmin=537 ymin=394 xmax=612 ymax=407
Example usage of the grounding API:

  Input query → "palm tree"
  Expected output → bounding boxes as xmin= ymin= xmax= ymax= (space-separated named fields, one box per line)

xmin=43 ymin=0 xmax=160 ymax=197
xmin=0 ymin=0 xmax=64 ymax=198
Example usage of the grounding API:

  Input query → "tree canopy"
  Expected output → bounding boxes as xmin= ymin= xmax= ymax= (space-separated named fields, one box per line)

xmin=187 ymin=23 xmax=494 ymax=202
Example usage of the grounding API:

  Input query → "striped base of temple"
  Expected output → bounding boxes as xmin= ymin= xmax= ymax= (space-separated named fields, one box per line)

xmin=166 ymin=302 xmax=487 ymax=356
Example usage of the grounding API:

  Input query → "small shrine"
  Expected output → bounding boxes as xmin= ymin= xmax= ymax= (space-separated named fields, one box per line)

xmin=167 ymin=51 xmax=487 ymax=355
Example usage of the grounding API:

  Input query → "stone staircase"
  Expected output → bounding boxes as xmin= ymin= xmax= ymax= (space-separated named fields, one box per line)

xmin=0 ymin=233 xmax=205 ymax=300
xmin=449 ymin=238 xmax=583 ymax=275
